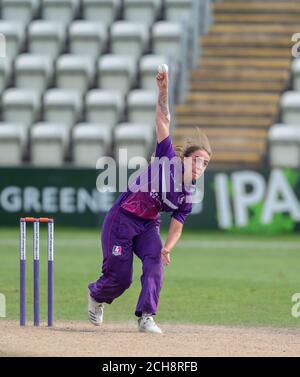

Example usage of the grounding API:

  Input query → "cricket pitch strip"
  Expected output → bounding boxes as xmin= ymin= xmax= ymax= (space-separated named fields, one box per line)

xmin=1 ymin=321 xmax=300 ymax=357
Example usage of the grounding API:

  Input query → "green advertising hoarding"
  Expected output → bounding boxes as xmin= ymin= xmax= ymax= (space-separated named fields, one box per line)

xmin=0 ymin=167 xmax=299 ymax=233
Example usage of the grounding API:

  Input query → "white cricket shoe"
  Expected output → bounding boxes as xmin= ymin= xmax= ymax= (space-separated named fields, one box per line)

xmin=88 ymin=290 xmax=104 ymax=326
xmin=138 ymin=315 xmax=162 ymax=334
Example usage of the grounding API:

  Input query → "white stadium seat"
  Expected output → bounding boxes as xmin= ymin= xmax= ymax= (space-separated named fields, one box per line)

xmin=1 ymin=0 xmax=40 ymax=25
xmin=292 ymin=58 xmax=300 ymax=92
xmin=152 ymin=22 xmax=183 ymax=63
xmin=28 ymin=21 xmax=66 ymax=59
xmin=139 ymin=55 xmax=170 ymax=90
xmin=97 ymin=55 xmax=137 ymax=96
xmin=165 ymin=0 xmax=194 ymax=23
xmin=85 ymin=90 xmax=124 ymax=127
xmin=0 ymin=58 xmax=13 ymax=94
xmin=42 ymin=0 xmax=80 ymax=26
xmin=280 ymin=92 xmax=300 ymax=125
xmin=114 ymin=123 xmax=154 ymax=167
xmin=127 ymin=90 xmax=157 ymax=126
xmin=31 ymin=122 xmax=69 ymax=166
xmin=268 ymin=124 xmax=300 ymax=168
xmin=56 ymin=54 xmax=95 ymax=94
xmin=165 ymin=0 xmax=199 ymax=67
xmin=2 ymin=88 xmax=41 ymax=129
xmin=82 ymin=0 xmax=122 ymax=27
xmin=123 ymin=0 xmax=162 ymax=27
xmin=15 ymin=54 xmax=54 ymax=94
xmin=73 ymin=123 xmax=112 ymax=167
xmin=0 ymin=21 xmax=26 ymax=60
xmin=43 ymin=89 xmax=82 ymax=128
xmin=69 ymin=21 xmax=108 ymax=59
xmin=0 ymin=123 xmax=27 ymax=166
xmin=111 ymin=21 xmax=149 ymax=61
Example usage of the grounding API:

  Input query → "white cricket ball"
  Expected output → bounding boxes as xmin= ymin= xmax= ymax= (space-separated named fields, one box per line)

xmin=158 ymin=64 xmax=169 ymax=74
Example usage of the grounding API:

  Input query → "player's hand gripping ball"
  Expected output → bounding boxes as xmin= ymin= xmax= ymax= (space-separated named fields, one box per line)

xmin=156 ymin=64 xmax=169 ymax=91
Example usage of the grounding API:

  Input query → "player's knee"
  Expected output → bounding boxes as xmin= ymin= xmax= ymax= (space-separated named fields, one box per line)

xmin=122 ymin=277 xmax=132 ymax=290
xmin=144 ymin=259 xmax=162 ymax=279
xmin=115 ymin=274 xmax=132 ymax=291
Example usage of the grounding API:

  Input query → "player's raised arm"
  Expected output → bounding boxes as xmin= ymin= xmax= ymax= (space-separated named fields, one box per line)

xmin=155 ymin=65 xmax=171 ymax=143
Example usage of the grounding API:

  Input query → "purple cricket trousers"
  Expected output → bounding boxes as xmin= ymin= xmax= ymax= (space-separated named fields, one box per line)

xmin=88 ymin=204 xmax=163 ymax=317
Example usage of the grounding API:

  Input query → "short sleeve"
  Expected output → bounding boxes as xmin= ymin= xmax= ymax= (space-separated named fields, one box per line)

xmin=155 ymin=136 xmax=176 ymax=159
xmin=171 ymin=201 xmax=193 ymax=224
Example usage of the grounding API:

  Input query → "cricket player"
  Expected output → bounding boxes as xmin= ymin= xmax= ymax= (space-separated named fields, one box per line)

xmin=88 ymin=68 xmax=212 ymax=333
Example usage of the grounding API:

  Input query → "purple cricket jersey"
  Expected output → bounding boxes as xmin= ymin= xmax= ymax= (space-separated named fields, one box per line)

xmin=115 ymin=136 xmax=195 ymax=224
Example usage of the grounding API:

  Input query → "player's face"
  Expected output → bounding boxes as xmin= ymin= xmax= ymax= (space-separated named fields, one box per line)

xmin=184 ymin=149 xmax=210 ymax=181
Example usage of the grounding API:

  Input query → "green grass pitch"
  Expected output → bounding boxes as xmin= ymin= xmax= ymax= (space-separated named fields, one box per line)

xmin=0 ymin=227 xmax=300 ymax=327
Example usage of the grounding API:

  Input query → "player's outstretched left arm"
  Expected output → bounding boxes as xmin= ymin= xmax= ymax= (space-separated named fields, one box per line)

xmin=155 ymin=68 xmax=170 ymax=143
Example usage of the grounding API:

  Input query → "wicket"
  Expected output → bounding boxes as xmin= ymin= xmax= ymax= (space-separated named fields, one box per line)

xmin=19 ymin=217 xmax=54 ymax=327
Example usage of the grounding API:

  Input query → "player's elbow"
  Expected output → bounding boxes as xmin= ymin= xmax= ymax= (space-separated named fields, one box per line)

xmin=171 ymin=217 xmax=184 ymax=233
xmin=156 ymin=125 xmax=169 ymax=143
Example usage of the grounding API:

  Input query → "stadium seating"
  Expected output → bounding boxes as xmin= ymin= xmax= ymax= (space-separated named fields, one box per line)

xmin=97 ymin=55 xmax=137 ymax=96
xmin=0 ymin=123 xmax=27 ymax=166
xmin=114 ymin=123 xmax=154 ymax=167
xmin=73 ymin=123 xmax=112 ymax=167
xmin=0 ymin=21 xmax=26 ymax=60
xmin=152 ymin=22 xmax=184 ymax=64
xmin=2 ymin=88 xmax=41 ymax=129
xmin=28 ymin=21 xmax=66 ymax=59
xmin=173 ymin=0 xmax=300 ymax=168
xmin=0 ymin=0 xmax=204 ymax=166
xmin=1 ymin=0 xmax=39 ymax=25
xmin=268 ymin=124 xmax=300 ymax=168
xmin=0 ymin=58 xmax=12 ymax=93
xmin=69 ymin=21 xmax=108 ymax=59
xmin=152 ymin=21 xmax=188 ymax=102
xmin=85 ymin=89 xmax=124 ymax=127
xmin=127 ymin=90 xmax=157 ymax=126
xmin=165 ymin=0 xmax=199 ymax=67
xmin=56 ymin=54 xmax=95 ymax=94
xmin=42 ymin=0 xmax=80 ymax=26
xmin=0 ymin=0 xmax=299 ymax=171
xmin=165 ymin=0 xmax=194 ymax=22
xmin=15 ymin=54 xmax=54 ymax=94
xmin=82 ymin=0 xmax=122 ymax=27
xmin=280 ymin=92 xmax=300 ymax=125
xmin=292 ymin=59 xmax=300 ymax=91
xmin=31 ymin=122 xmax=69 ymax=166
xmin=123 ymin=0 xmax=162 ymax=27
xmin=267 ymin=54 xmax=300 ymax=168
xmin=43 ymin=89 xmax=82 ymax=128
xmin=111 ymin=21 xmax=149 ymax=61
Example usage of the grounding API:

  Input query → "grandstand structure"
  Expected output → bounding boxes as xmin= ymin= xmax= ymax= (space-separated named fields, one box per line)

xmin=0 ymin=0 xmax=299 ymax=170
xmin=0 ymin=0 xmax=211 ymax=167
xmin=269 ymin=47 xmax=300 ymax=169
xmin=173 ymin=0 xmax=300 ymax=169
